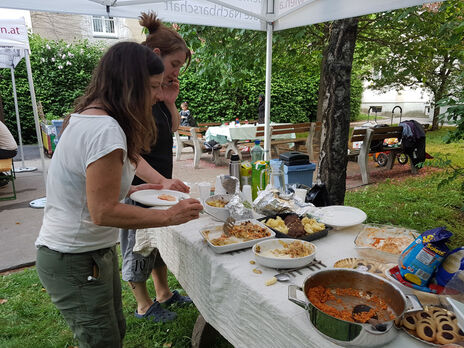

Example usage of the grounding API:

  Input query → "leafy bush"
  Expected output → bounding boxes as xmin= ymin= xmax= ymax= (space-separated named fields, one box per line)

xmin=178 ymin=71 xmax=362 ymax=123
xmin=0 ymin=34 xmax=104 ymax=143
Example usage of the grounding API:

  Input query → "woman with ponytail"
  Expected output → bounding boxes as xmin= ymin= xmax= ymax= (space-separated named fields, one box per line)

xmin=120 ymin=12 xmax=195 ymax=323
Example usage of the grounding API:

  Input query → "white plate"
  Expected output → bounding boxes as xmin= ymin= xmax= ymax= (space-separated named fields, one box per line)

xmin=130 ymin=189 xmax=189 ymax=206
xmin=199 ymin=219 xmax=275 ymax=254
xmin=252 ymin=239 xmax=316 ymax=269
xmin=316 ymin=205 xmax=367 ymax=229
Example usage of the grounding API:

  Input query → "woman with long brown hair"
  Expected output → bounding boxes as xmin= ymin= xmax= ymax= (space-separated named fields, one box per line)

xmin=35 ymin=41 xmax=203 ymax=347
xmin=120 ymin=12 xmax=196 ymax=323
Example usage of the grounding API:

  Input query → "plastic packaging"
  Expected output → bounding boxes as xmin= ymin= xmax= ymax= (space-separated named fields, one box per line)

xmin=229 ymin=154 xmax=241 ymax=181
xmin=269 ymin=159 xmax=285 ymax=191
xmin=251 ymin=140 xmax=264 ymax=163
xmin=251 ymin=160 xmax=269 ymax=200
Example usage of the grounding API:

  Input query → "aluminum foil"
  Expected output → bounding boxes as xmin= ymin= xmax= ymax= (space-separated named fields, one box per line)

xmin=226 ymin=194 xmax=253 ymax=220
xmin=252 ymin=188 xmax=317 ymax=216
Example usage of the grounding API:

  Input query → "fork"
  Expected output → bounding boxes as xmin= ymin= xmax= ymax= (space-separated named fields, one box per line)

xmin=202 ymin=210 xmax=235 ymax=236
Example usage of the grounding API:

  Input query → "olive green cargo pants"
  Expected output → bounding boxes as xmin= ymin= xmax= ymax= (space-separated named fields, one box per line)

xmin=36 ymin=245 xmax=125 ymax=348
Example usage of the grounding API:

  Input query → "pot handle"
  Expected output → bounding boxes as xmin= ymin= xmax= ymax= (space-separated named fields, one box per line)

xmin=404 ymin=294 xmax=423 ymax=313
xmin=288 ymin=284 xmax=307 ymax=309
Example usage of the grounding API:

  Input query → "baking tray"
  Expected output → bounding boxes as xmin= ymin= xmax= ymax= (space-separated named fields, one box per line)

xmin=354 ymin=224 xmax=418 ymax=263
xmin=258 ymin=213 xmax=331 ymax=242
xmin=199 ymin=219 xmax=275 ymax=254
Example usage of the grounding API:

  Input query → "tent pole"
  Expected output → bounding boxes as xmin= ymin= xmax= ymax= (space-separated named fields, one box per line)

xmin=24 ymin=49 xmax=47 ymax=186
xmin=11 ymin=67 xmax=25 ymax=167
xmin=263 ymin=21 xmax=273 ymax=162
xmin=10 ymin=67 xmax=37 ymax=172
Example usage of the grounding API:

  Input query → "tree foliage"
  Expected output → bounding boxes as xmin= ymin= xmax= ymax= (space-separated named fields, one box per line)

xmin=358 ymin=1 xmax=464 ymax=129
xmin=0 ymin=34 xmax=103 ymax=143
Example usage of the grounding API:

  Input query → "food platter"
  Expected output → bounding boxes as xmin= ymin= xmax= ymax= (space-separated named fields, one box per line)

xmin=316 ymin=205 xmax=367 ymax=229
xmin=333 ymin=257 xmax=394 ymax=279
xmin=354 ymin=224 xmax=418 ymax=263
xmin=199 ymin=219 xmax=275 ymax=254
xmin=130 ymin=189 xmax=189 ymax=206
xmin=252 ymin=239 xmax=316 ymax=269
xmin=398 ymin=306 xmax=464 ymax=346
xmin=258 ymin=213 xmax=330 ymax=242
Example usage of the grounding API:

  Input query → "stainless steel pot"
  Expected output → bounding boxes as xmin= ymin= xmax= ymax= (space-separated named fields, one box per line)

xmin=288 ymin=269 xmax=422 ymax=347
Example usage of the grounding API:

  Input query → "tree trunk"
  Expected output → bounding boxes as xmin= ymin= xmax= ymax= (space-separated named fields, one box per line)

xmin=317 ymin=17 xmax=359 ymax=205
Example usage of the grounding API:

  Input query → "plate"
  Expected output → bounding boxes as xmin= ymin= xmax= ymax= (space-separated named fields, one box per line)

xmin=316 ymin=205 xmax=367 ymax=229
xmin=252 ymin=239 xmax=316 ymax=269
xmin=130 ymin=189 xmax=189 ymax=206
xmin=199 ymin=219 xmax=275 ymax=254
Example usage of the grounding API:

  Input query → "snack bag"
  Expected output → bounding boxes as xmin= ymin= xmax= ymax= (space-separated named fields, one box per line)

xmin=398 ymin=227 xmax=452 ymax=286
xmin=435 ymin=247 xmax=464 ymax=287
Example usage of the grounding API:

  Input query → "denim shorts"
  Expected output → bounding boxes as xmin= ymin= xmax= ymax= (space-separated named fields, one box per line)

xmin=119 ymin=198 xmax=166 ymax=283
xmin=36 ymin=245 xmax=125 ymax=348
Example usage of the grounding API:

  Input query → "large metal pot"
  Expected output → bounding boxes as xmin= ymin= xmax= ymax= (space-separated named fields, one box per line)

xmin=288 ymin=269 xmax=421 ymax=347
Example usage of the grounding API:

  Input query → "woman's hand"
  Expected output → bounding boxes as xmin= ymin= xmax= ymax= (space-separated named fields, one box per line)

xmin=165 ymin=198 xmax=203 ymax=225
xmin=160 ymin=178 xmax=190 ymax=193
xmin=127 ymin=183 xmax=163 ymax=197
xmin=161 ymin=78 xmax=180 ymax=105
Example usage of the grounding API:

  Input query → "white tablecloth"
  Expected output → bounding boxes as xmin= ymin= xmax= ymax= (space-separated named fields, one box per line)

xmin=205 ymin=124 xmax=258 ymax=143
xmin=142 ymin=217 xmax=427 ymax=348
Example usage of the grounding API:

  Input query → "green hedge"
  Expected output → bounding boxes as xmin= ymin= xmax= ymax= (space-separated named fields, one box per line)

xmin=0 ymin=34 xmax=103 ymax=143
xmin=178 ymin=71 xmax=362 ymax=124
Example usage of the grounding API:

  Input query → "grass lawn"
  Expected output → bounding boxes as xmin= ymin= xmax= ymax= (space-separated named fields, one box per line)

xmin=1 ymin=127 xmax=462 ymax=348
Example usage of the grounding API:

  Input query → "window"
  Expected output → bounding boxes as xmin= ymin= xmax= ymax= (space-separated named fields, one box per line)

xmin=92 ymin=16 xmax=117 ymax=37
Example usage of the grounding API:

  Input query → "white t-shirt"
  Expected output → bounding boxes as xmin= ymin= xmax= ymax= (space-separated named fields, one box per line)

xmin=0 ymin=121 xmax=18 ymax=151
xmin=36 ymin=114 xmax=135 ymax=253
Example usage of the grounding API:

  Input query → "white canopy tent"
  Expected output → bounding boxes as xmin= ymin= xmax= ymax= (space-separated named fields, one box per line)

xmin=1 ymin=0 xmax=433 ymax=161
xmin=0 ymin=17 xmax=46 ymax=176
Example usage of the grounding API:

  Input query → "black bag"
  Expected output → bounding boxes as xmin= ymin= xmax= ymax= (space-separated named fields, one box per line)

xmin=305 ymin=183 xmax=331 ymax=207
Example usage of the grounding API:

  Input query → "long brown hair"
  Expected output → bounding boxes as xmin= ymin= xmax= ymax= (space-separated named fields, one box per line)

xmin=71 ymin=42 xmax=164 ymax=163
xmin=139 ymin=12 xmax=191 ymax=68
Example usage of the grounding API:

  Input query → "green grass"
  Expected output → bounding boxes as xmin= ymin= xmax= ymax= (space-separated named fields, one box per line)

xmin=346 ymin=127 xmax=464 ymax=248
xmin=1 ymin=127 xmax=462 ymax=347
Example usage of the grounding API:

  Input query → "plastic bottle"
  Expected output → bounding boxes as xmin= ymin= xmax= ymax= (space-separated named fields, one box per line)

xmin=251 ymin=140 xmax=264 ymax=164
xmin=229 ymin=154 xmax=241 ymax=181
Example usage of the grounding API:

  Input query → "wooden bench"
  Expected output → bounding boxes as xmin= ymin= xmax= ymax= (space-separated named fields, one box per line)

xmin=268 ymin=122 xmax=312 ymax=157
xmin=348 ymin=126 xmax=417 ymax=185
xmin=174 ymin=126 xmax=220 ymax=168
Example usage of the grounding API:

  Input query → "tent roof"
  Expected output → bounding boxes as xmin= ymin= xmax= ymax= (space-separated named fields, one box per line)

xmin=1 ymin=0 xmax=434 ymax=31
xmin=0 ymin=18 xmax=28 ymax=68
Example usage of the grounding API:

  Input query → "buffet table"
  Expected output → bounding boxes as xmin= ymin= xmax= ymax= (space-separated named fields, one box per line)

xmin=144 ymin=217 xmax=428 ymax=347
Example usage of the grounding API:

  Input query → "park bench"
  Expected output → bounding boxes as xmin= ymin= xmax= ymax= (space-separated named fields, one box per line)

xmin=174 ymin=125 xmax=221 ymax=169
xmin=268 ymin=122 xmax=312 ymax=157
xmin=348 ymin=125 xmax=417 ymax=185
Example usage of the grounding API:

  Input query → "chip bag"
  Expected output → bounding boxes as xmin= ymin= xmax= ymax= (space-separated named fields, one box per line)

xmin=398 ymin=227 xmax=452 ymax=287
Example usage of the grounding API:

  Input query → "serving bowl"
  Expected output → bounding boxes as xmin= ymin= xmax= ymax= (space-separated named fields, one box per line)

xmin=204 ymin=194 xmax=233 ymax=221
xmin=252 ymin=238 xmax=316 ymax=269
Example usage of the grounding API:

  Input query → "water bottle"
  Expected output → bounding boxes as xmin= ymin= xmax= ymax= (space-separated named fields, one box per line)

xmin=251 ymin=140 xmax=264 ymax=164
xmin=229 ymin=154 xmax=241 ymax=181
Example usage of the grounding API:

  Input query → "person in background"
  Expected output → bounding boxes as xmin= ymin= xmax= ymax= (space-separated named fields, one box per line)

xmin=257 ymin=94 xmax=265 ymax=124
xmin=119 ymin=12 xmax=195 ymax=324
xmin=180 ymin=101 xmax=197 ymax=127
xmin=0 ymin=121 xmax=18 ymax=159
xmin=35 ymin=41 xmax=203 ymax=348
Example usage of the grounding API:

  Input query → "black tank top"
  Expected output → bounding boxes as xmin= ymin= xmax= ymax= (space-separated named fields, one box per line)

xmin=132 ymin=102 xmax=173 ymax=184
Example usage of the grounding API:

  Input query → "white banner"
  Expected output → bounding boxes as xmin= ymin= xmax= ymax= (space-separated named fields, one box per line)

xmin=0 ymin=18 xmax=29 ymax=68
